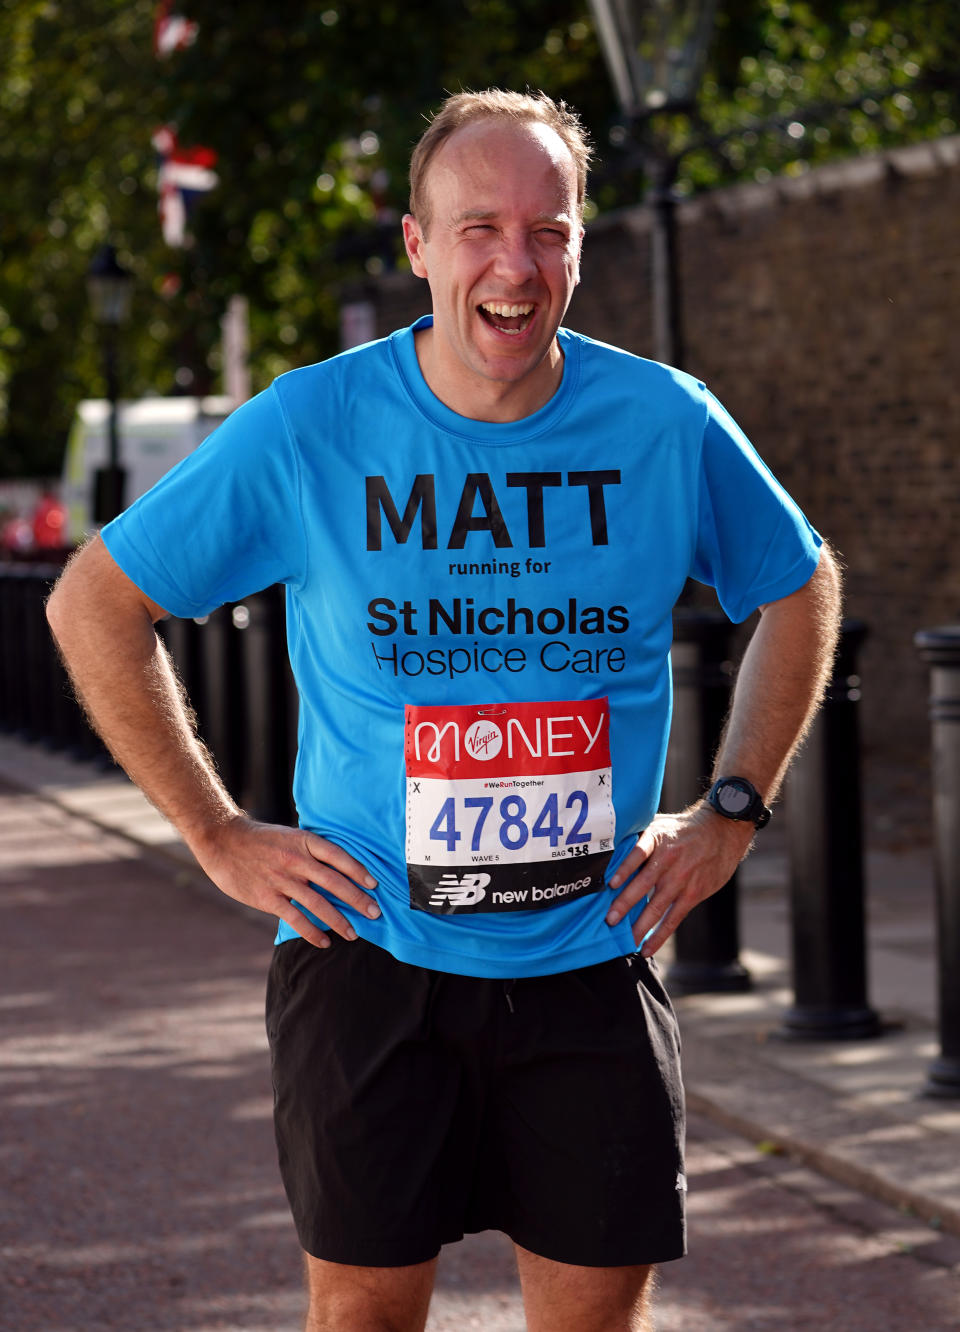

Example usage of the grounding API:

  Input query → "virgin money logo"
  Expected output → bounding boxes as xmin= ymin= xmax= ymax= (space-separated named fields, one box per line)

xmin=406 ymin=698 xmax=611 ymax=779
xmin=464 ymin=721 xmax=502 ymax=761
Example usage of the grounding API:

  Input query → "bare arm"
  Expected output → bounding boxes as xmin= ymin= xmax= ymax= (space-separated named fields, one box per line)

xmin=46 ymin=536 xmax=379 ymax=947
xmin=606 ymin=543 xmax=843 ymax=956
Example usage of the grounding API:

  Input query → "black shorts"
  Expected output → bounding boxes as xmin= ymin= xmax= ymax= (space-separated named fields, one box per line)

xmin=266 ymin=935 xmax=686 ymax=1269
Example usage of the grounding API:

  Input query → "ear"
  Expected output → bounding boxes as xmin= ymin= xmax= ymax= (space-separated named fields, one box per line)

xmin=402 ymin=214 xmax=429 ymax=279
xmin=574 ymin=225 xmax=584 ymax=286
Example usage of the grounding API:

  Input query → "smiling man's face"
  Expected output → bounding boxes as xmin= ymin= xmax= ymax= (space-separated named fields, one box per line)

xmin=402 ymin=117 xmax=583 ymax=423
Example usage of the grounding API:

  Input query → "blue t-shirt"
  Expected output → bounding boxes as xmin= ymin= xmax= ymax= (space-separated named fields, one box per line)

xmin=103 ymin=318 xmax=821 ymax=978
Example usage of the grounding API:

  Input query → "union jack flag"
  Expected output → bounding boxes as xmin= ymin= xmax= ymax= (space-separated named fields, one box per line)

xmin=153 ymin=5 xmax=218 ymax=247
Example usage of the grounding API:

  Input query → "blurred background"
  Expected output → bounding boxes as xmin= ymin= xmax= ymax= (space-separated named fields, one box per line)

xmin=1 ymin=0 xmax=958 ymax=778
xmin=3 ymin=14 xmax=960 ymax=1316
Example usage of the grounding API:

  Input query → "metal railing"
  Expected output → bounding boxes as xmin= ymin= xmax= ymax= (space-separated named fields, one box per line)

xmin=3 ymin=560 xmax=958 ymax=1097
xmin=0 ymin=564 xmax=296 ymax=824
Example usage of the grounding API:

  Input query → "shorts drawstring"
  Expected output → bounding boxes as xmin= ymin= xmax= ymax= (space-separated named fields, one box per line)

xmin=504 ymin=979 xmax=517 ymax=1013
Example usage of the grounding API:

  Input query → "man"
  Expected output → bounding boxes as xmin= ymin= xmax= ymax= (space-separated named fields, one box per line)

xmin=48 ymin=90 xmax=841 ymax=1332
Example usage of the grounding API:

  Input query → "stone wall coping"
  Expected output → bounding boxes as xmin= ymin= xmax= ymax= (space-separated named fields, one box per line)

xmin=589 ymin=133 xmax=960 ymax=234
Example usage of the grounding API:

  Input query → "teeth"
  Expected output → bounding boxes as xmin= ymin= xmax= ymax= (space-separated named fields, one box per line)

xmin=480 ymin=302 xmax=534 ymax=318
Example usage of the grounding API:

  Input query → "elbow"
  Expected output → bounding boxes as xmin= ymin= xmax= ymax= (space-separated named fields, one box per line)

xmin=45 ymin=575 xmax=68 ymax=643
xmin=45 ymin=537 xmax=109 ymax=650
xmin=45 ymin=555 xmax=94 ymax=654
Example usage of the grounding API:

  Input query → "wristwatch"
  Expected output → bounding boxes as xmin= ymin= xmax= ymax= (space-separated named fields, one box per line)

xmin=707 ymin=776 xmax=772 ymax=829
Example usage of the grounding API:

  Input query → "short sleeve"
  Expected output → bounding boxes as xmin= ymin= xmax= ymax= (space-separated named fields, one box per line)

xmin=101 ymin=385 xmax=308 ymax=617
xmin=691 ymin=390 xmax=822 ymax=622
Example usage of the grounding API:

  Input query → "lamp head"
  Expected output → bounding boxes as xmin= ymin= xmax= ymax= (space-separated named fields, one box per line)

xmin=86 ymin=245 xmax=135 ymax=327
xmin=588 ymin=0 xmax=718 ymax=120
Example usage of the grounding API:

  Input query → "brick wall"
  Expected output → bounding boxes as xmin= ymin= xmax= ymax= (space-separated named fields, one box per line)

xmin=365 ymin=136 xmax=960 ymax=761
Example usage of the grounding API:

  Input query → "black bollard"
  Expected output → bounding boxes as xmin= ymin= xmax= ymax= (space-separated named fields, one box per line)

xmin=29 ymin=562 xmax=71 ymax=749
xmin=664 ymin=608 xmax=751 ymax=995
xmin=239 ymin=585 xmax=296 ymax=826
xmin=0 ymin=568 xmax=9 ymax=729
xmin=22 ymin=566 xmax=58 ymax=743
xmin=780 ymin=620 xmax=883 ymax=1040
xmin=196 ymin=603 xmax=246 ymax=803
xmin=13 ymin=569 xmax=37 ymax=738
xmin=159 ymin=614 xmax=208 ymax=731
xmin=914 ymin=626 xmax=960 ymax=1098
xmin=0 ymin=565 xmax=28 ymax=734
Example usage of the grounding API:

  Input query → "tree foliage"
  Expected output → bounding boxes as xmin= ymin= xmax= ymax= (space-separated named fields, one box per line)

xmin=0 ymin=0 xmax=956 ymax=479
xmin=0 ymin=1 xmax=212 ymax=477
xmin=663 ymin=1 xmax=960 ymax=193
xmin=160 ymin=1 xmax=610 ymax=388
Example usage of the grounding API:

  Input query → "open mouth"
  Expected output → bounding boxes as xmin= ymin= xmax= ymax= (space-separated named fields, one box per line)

xmin=478 ymin=302 xmax=535 ymax=336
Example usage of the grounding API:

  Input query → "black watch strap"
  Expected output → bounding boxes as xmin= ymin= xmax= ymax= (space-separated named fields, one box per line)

xmin=707 ymin=776 xmax=772 ymax=829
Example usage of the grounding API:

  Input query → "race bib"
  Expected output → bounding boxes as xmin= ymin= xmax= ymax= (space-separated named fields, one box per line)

xmin=404 ymin=698 xmax=615 ymax=914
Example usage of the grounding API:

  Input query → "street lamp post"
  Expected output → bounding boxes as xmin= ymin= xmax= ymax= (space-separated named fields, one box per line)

xmin=86 ymin=244 xmax=135 ymax=525
xmin=589 ymin=1 xmax=753 ymax=997
xmin=588 ymin=0 xmax=717 ymax=369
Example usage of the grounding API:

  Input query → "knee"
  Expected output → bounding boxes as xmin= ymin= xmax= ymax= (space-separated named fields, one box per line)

xmin=303 ymin=1254 xmax=436 ymax=1332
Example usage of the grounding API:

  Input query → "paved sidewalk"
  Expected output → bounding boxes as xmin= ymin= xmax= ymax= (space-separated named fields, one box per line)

xmin=2 ymin=733 xmax=959 ymax=1328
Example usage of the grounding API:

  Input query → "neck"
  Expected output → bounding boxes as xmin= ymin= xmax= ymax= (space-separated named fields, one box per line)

xmin=413 ymin=326 xmax=564 ymax=423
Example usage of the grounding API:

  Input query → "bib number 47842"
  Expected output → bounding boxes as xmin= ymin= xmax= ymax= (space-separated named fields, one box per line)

xmin=429 ymin=790 xmax=591 ymax=854
xmin=405 ymin=699 xmax=615 ymax=914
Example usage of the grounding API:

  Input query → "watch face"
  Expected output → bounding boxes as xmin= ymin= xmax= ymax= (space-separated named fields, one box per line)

xmin=716 ymin=780 xmax=752 ymax=816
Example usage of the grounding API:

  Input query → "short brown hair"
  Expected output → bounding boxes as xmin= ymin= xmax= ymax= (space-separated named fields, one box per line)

xmin=409 ymin=89 xmax=593 ymax=232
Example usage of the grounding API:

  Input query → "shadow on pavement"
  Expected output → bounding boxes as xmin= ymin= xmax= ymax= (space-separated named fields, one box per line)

xmin=0 ymin=811 xmax=305 ymax=1331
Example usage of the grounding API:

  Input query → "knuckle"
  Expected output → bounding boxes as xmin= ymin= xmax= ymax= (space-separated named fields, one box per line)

xmin=275 ymin=843 xmax=302 ymax=874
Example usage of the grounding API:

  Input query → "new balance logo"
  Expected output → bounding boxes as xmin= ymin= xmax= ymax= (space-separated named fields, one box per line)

xmin=428 ymin=873 xmax=491 ymax=907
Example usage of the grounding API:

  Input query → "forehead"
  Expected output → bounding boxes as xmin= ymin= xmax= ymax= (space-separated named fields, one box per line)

xmin=425 ymin=119 xmax=579 ymax=222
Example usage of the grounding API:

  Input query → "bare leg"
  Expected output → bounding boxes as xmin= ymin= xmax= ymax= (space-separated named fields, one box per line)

xmin=303 ymin=1253 xmax=438 ymax=1332
xmin=514 ymin=1243 xmax=656 ymax=1332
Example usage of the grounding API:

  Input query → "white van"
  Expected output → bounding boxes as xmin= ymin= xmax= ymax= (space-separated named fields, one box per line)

xmin=62 ymin=397 xmax=233 ymax=544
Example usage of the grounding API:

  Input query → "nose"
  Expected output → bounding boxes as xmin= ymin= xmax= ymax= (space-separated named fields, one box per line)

xmin=492 ymin=233 xmax=538 ymax=286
